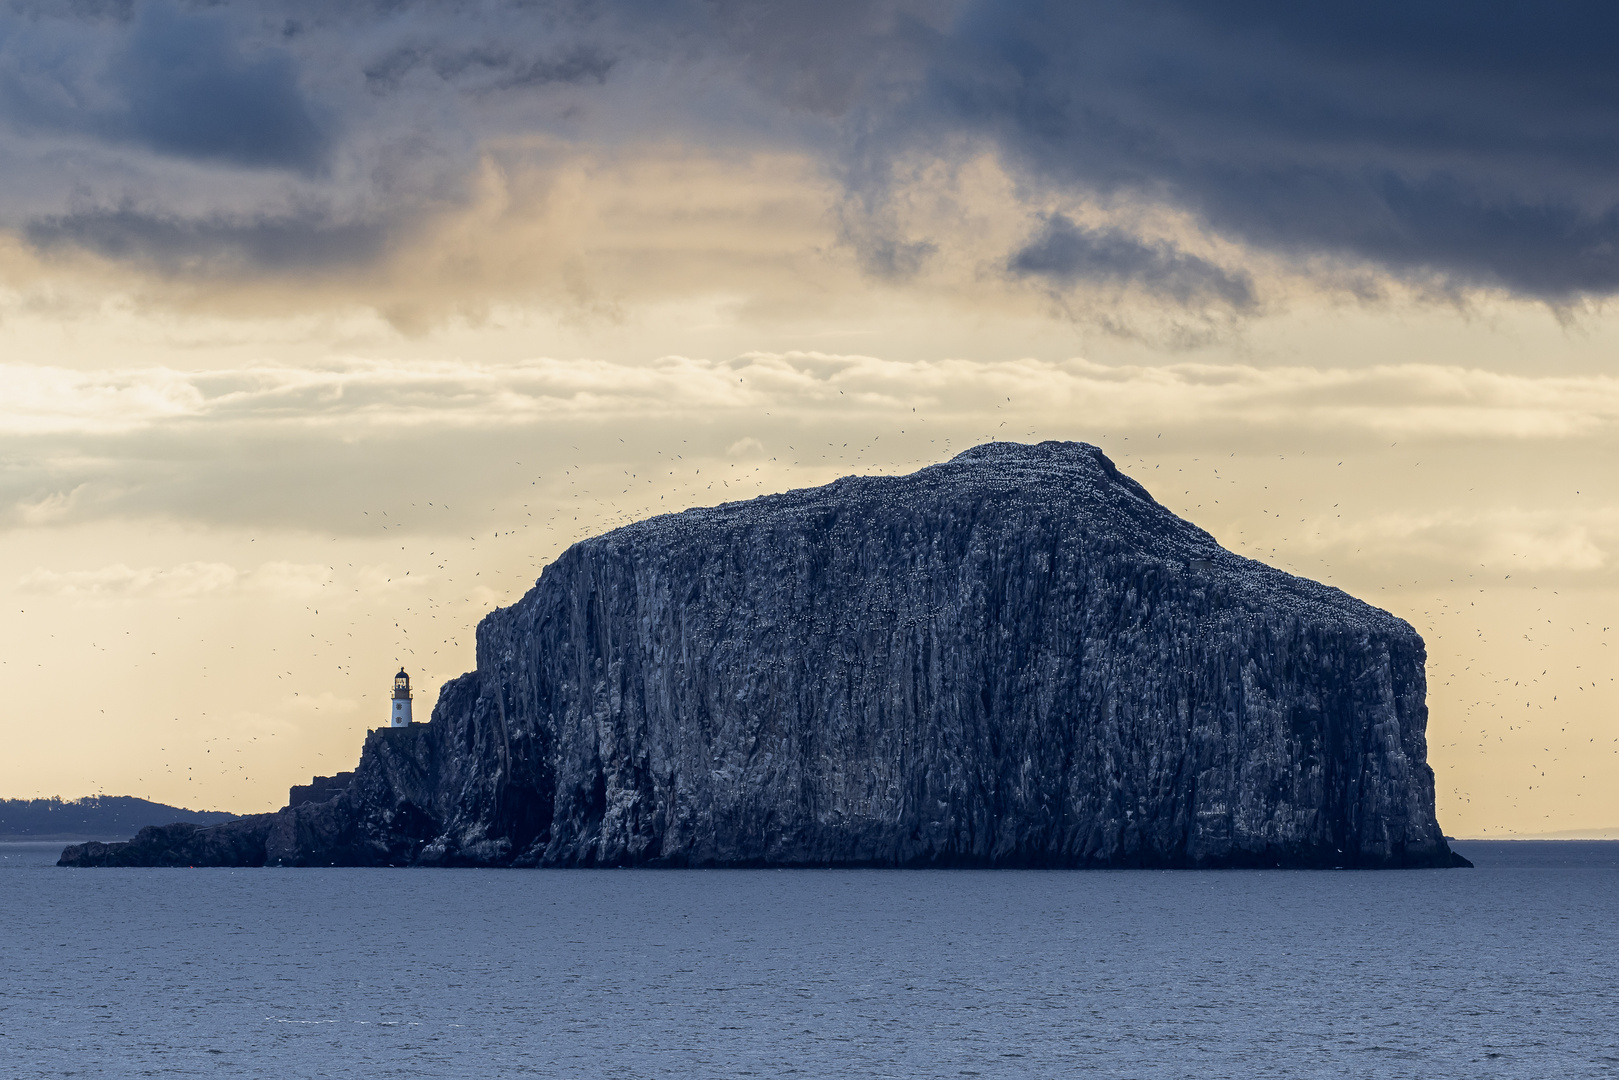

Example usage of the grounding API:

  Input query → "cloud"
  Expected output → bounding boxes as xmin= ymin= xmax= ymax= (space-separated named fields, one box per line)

xmin=360 ymin=40 xmax=615 ymax=95
xmin=6 ymin=354 xmax=1619 ymax=441
xmin=24 ymin=206 xmax=389 ymax=274
xmin=2 ymin=1 xmax=1616 ymax=309
xmin=110 ymin=3 xmax=329 ymax=173
xmin=914 ymin=1 xmax=1619 ymax=298
xmin=15 ymin=559 xmax=330 ymax=600
xmin=18 ymin=561 xmax=243 ymax=599
xmin=1273 ymin=507 xmax=1618 ymax=577
xmin=1008 ymin=213 xmax=1254 ymax=309
xmin=0 ymin=351 xmax=1617 ymax=539
xmin=0 ymin=363 xmax=204 ymax=435
xmin=1 ymin=1 xmax=329 ymax=173
xmin=15 ymin=484 xmax=89 ymax=526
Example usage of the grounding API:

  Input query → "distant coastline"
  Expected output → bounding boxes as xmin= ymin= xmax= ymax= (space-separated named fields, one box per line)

xmin=1455 ymin=829 xmax=1619 ymax=841
xmin=1 ymin=835 xmax=156 ymax=843
xmin=0 ymin=796 xmax=236 ymax=843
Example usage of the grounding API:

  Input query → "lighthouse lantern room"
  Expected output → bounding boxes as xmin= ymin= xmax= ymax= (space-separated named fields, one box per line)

xmin=390 ymin=669 xmax=413 ymax=727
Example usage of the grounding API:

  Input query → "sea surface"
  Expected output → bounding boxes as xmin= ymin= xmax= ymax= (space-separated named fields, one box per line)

xmin=1 ymin=840 xmax=1615 ymax=1079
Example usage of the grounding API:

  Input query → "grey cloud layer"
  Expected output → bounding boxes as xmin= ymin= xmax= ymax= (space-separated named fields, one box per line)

xmin=5 ymin=353 xmax=1619 ymax=532
xmin=3 ymin=0 xmax=1617 ymax=299
xmin=1008 ymin=214 xmax=1255 ymax=309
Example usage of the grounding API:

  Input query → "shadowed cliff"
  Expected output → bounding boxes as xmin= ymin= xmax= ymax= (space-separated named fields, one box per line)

xmin=62 ymin=441 xmax=1468 ymax=869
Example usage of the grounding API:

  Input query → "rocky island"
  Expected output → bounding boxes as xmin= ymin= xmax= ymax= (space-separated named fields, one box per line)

xmin=61 ymin=441 xmax=1467 ymax=869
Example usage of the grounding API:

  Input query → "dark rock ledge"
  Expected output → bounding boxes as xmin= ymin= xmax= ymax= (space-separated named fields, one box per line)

xmin=62 ymin=441 xmax=1470 ymax=870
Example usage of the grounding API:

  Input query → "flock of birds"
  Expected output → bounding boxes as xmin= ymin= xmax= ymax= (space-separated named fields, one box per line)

xmin=16 ymin=421 xmax=1613 ymax=833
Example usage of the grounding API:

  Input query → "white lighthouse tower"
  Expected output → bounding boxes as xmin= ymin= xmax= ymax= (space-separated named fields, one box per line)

xmin=389 ymin=668 xmax=413 ymax=727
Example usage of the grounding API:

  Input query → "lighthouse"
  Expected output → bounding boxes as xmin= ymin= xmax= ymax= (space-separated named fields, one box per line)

xmin=389 ymin=669 xmax=413 ymax=727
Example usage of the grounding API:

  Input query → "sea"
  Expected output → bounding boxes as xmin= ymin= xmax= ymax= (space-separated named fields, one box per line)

xmin=1 ymin=840 xmax=1614 ymax=1079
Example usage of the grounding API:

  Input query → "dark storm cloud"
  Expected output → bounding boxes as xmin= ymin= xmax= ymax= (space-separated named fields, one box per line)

xmin=1009 ymin=214 xmax=1254 ymax=309
xmin=0 ymin=1 xmax=328 ymax=173
xmin=360 ymin=43 xmax=615 ymax=94
xmin=109 ymin=3 xmax=328 ymax=172
xmin=4 ymin=0 xmax=1619 ymax=301
xmin=912 ymin=0 xmax=1619 ymax=298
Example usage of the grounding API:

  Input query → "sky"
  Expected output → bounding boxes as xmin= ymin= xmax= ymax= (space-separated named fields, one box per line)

xmin=1 ymin=0 xmax=1616 ymax=837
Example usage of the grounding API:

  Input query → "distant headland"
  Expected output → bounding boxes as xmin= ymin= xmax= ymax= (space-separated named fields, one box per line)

xmin=2 ymin=796 xmax=236 ymax=842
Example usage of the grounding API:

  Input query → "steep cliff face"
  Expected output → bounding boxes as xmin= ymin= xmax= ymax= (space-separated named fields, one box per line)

xmin=62 ymin=441 xmax=1464 ymax=869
